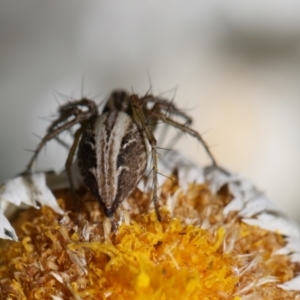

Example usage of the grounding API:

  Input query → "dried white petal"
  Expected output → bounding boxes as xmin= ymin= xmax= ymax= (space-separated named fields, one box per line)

xmin=256 ymin=276 xmax=278 ymax=286
xmin=0 ymin=206 xmax=18 ymax=241
xmin=238 ymin=194 xmax=278 ymax=218
xmin=242 ymin=213 xmax=300 ymax=238
xmin=66 ymin=249 xmax=87 ymax=275
xmin=0 ymin=172 xmax=64 ymax=240
xmin=51 ymin=296 xmax=64 ymax=300
xmin=165 ymin=189 xmax=181 ymax=216
xmin=0 ymin=172 xmax=63 ymax=214
xmin=204 ymin=166 xmax=234 ymax=194
xmin=161 ymin=151 xmax=205 ymax=191
xmin=277 ymin=276 xmax=300 ymax=291
xmin=51 ymin=271 xmax=82 ymax=300
xmin=138 ymin=151 xmax=205 ymax=192
xmin=275 ymin=236 xmax=300 ymax=263
xmin=51 ymin=271 xmax=64 ymax=284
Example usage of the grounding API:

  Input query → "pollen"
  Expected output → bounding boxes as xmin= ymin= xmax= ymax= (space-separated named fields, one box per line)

xmin=136 ymin=271 xmax=150 ymax=289
xmin=0 ymin=175 xmax=299 ymax=300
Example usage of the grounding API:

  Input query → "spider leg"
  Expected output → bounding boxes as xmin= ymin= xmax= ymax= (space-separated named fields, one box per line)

xmin=130 ymin=96 xmax=162 ymax=221
xmin=143 ymin=96 xmax=193 ymax=149
xmin=163 ymin=121 xmax=191 ymax=151
xmin=47 ymin=98 xmax=98 ymax=133
xmin=159 ymin=100 xmax=193 ymax=149
xmin=143 ymin=96 xmax=193 ymax=125
xmin=65 ymin=127 xmax=84 ymax=205
xmin=26 ymin=118 xmax=83 ymax=172
xmin=151 ymin=112 xmax=218 ymax=167
xmin=57 ymin=98 xmax=98 ymax=116
xmin=54 ymin=127 xmax=76 ymax=150
xmin=55 ymin=136 xmax=71 ymax=150
xmin=26 ymin=98 xmax=98 ymax=173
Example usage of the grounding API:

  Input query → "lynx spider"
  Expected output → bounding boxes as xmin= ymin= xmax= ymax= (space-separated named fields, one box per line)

xmin=25 ymin=90 xmax=217 ymax=220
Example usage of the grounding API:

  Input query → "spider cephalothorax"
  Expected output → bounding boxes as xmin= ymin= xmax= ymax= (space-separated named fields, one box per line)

xmin=26 ymin=90 xmax=217 ymax=219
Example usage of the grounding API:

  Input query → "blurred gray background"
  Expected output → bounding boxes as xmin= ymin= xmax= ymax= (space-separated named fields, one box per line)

xmin=1 ymin=1 xmax=300 ymax=221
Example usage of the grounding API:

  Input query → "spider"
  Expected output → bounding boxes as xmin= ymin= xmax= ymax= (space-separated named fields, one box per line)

xmin=25 ymin=90 xmax=217 ymax=220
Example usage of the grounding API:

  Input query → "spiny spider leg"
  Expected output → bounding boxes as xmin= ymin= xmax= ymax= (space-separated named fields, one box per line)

xmin=59 ymin=98 xmax=98 ymax=113
xmin=47 ymin=99 xmax=97 ymax=133
xmin=130 ymin=95 xmax=161 ymax=221
xmin=26 ymin=99 xmax=98 ymax=173
xmin=141 ymin=96 xmax=192 ymax=148
xmin=46 ymin=109 xmax=80 ymax=132
xmin=26 ymin=119 xmax=81 ymax=172
xmin=143 ymin=96 xmax=193 ymax=125
xmin=65 ymin=126 xmax=84 ymax=203
xmin=55 ymin=136 xmax=71 ymax=150
xmin=150 ymin=112 xmax=218 ymax=167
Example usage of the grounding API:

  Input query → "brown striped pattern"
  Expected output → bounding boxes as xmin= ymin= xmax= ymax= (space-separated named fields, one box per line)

xmin=78 ymin=111 xmax=147 ymax=216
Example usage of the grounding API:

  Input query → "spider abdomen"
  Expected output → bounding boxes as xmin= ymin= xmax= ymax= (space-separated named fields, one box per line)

xmin=77 ymin=111 xmax=148 ymax=217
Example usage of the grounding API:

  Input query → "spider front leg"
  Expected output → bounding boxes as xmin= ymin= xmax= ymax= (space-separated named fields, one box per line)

xmin=151 ymin=112 xmax=218 ymax=167
xmin=65 ymin=126 xmax=84 ymax=202
xmin=131 ymin=97 xmax=162 ymax=221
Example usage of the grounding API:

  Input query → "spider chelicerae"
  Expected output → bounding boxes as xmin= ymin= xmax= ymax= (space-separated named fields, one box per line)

xmin=25 ymin=90 xmax=217 ymax=220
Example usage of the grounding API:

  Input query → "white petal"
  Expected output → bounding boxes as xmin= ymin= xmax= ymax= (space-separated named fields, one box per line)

xmin=0 ymin=173 xmax=63 ymax=214
xmin=0 ymin=206 xmax=18 ymax=241
xmin=242 ymin=213 xmax=300 ymax=238
xmin=277 ymin=276 xmax=300 ymax=291
xmin=0 ymin=172 xmax=64 ymax=240
xmin=275 ymin=236 xmax=300 ymax=263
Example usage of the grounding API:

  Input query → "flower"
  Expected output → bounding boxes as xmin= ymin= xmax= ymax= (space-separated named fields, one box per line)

xmin=0 ymin=152 xmax=299 ymax=299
